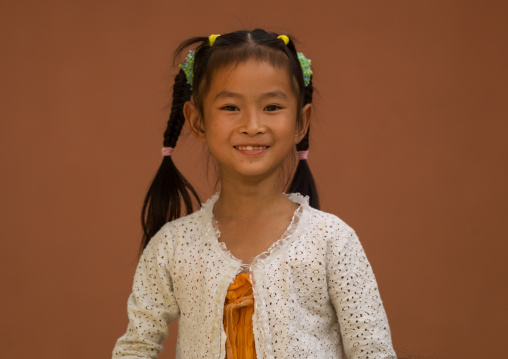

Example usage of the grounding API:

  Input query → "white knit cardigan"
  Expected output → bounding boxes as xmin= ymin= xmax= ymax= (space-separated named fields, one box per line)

xmin=112 ymin=193 xmax=397 ymax=359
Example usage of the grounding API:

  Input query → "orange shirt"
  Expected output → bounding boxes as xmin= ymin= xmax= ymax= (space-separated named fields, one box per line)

xmin=223 ymin=272 xmax=256 ymax=359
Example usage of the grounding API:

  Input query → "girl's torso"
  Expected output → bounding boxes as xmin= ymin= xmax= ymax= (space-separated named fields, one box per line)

xmin=168 ymin=192 xmax=347 ymax=358
xmin=150 ymin=192 xmax=395 ymax=358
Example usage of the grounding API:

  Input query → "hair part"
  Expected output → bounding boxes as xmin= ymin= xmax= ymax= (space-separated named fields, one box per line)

xmin=175 ymin=30 xmax=305 ymax=118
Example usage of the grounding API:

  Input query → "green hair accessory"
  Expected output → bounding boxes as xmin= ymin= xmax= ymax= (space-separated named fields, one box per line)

xmin=297 ymin=52 xmax=312 ymax=86
xmin=179 ymin=49 xmax=313 ymax=88
xmin=179 ymin=49 xmax=195 ymax=87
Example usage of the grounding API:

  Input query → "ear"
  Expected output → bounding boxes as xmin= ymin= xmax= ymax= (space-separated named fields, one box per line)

xmin=295 ymin=103 xmax=312 ymax=144
xmin=184 ymin=100 xmax=206 ymax=143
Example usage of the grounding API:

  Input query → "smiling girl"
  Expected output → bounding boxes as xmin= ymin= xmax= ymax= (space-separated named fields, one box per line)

xmin=112 ymin=29 xmax=397 ymax=359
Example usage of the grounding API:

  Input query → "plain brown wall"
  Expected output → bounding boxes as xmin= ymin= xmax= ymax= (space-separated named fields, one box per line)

xmin=1 ymin=1 xmax=507 ymax=358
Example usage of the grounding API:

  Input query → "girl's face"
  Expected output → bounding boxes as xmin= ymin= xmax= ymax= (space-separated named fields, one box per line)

xmin=185 ymin=59 xmax=311 ymax=182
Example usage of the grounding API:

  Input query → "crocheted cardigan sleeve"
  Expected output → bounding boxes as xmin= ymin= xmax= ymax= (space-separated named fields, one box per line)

xmin=326 ymin=221 xmax=396 ymax=359
xmin=112 ymin=224 xmax=179 ymax=358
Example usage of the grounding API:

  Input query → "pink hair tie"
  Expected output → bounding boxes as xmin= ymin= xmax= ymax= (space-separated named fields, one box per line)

xmin=161 ymin=147 xmax=174 ymax=156
xmin=297 ymin=150 xmax=308 ymax=160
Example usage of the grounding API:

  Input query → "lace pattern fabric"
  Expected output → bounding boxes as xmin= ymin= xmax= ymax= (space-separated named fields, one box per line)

xmin=112 ymin=192 xmax=397 ymax=359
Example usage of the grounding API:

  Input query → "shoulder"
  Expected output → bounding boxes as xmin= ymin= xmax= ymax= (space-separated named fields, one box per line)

xmin=145 ymin=193 xmax=219 ymax=256
xmin=141 ymin=208 xmax=208 ymax=268
xmin=306 ymin=206 xmax=359 ymax=251
xmin=287 ymin=192 xmax=356 ymax=237
xmin=307 ymin=206 xmax=356 ymax=235
xmin=150 ymin=208 xmax=206 ymax=247
xmin=167 ymin=208 xmax=206 ymax=235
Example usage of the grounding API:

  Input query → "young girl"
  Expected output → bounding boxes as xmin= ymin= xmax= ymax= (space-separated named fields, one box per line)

xmin=112 ymin=29 xmax=397 ymax=359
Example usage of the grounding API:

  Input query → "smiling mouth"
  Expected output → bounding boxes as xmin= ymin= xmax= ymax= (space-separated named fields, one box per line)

xmin=234 ymin=146 xmax=269 ymax=150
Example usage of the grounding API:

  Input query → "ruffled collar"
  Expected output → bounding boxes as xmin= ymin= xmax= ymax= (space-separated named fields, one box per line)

xmin=200 ymin=191 xmax=310 ymax=211
xmin=199 ymin=192 xmax=312 ymax=272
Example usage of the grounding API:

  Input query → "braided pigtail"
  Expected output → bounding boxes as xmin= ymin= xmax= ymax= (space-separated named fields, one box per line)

xmin=288 ymin=76 xmax=320 ymax=209
xmin=140 ymin=68 xmax=201 ymax=252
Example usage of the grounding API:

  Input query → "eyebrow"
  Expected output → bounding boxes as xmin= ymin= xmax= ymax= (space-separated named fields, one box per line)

xmin=214 ymin=90 xmax=289 ymax=101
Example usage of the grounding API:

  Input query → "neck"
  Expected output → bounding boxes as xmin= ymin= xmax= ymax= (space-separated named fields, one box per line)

xmin=213 ymin=168 xmax=291 ymax=221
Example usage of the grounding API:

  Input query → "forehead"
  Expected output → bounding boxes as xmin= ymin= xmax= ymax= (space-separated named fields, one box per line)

xmin=205 ymin=60 xmax=295 ymax=100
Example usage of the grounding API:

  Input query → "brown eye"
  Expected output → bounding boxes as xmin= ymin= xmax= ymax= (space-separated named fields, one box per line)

xmin=264 ymin=105 xmax=281 ymax=111
xmin=221 ymin=105 xmax=239 ymax=111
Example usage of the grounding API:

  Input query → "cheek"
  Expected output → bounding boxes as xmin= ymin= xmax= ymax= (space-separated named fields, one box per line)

xmin=274 ymin=119 xmax=298 ymax=139
xmin=203 ymin=122 xmax=231 ymax=153
xmin=205 ymin=121 xmax=227 ymax=138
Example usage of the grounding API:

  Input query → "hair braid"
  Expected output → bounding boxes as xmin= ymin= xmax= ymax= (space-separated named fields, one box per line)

xmin=140 ymin=69 xmax=201 ymax=252
xmin=289 ymin=76 xmax=320 ymax=209
xmin=164 ymin=69 xmax=191 ymax=147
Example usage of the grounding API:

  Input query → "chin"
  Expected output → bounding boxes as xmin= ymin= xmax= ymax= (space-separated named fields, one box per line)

xmin=230 ymin=165 xmax=279 ymax=180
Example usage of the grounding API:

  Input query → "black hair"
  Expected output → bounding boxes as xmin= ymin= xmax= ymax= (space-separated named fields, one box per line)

xmin=140 ymin=29 xmax=319 ymax=251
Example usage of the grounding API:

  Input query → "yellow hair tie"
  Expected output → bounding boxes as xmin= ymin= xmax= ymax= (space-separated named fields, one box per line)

xmin=209 ymin=34 xmax=221 ymax=46
xmin=277 ymin=35 xmax=289 ymax=45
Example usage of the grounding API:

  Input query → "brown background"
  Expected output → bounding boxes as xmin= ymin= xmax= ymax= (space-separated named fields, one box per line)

xmin=1 ymin=1 xmax=507 ymax=358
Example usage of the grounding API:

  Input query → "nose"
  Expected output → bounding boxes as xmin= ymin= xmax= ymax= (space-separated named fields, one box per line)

xmin=240 ymin=108 xmax=266 ymax=135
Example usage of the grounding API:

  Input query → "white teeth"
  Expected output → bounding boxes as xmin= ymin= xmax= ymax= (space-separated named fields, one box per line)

xmin=236 ymin=146 xmax=268 ymax=150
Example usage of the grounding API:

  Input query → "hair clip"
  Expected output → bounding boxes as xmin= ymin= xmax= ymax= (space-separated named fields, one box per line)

xmin=179 ymin=49 xmax=195 ymax=86
xmin=209 ymin=34 xmax=221 ymax=46
xmin=179 ymin=36 xmax=313 ymax=88
xmin=278 ymin=35 xmax=312 ymax=86
xmin=277 ymin=35 xmax=289 ymax=45
xmin=297 ymin=52 xmax=312 ymax=86
xmin=180 ymin=34 xmax=220 ymax=86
